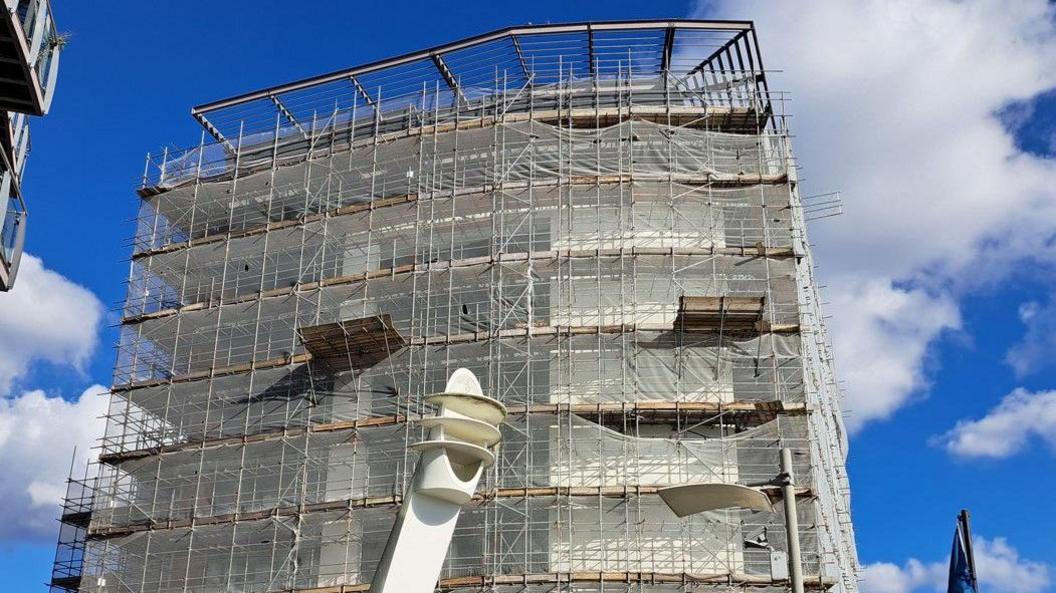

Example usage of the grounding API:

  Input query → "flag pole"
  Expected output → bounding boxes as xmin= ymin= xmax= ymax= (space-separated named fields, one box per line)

xmin=959 ymin=509 xmax=979 ymax=591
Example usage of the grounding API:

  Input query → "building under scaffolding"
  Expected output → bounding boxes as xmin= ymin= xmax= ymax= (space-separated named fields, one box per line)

xmin=51 ymin=19 xmax=859 ymax=593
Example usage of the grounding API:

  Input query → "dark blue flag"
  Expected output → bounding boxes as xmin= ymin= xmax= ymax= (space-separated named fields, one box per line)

xmin=948 ymin=524 xmax=977 ymax=593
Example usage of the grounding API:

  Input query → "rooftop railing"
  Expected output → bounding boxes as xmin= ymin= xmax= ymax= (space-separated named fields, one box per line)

xmin=141 ymin=74 xmax=787 ymax=192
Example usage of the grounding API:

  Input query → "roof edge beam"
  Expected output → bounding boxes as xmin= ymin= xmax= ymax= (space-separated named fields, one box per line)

xmin=587 ymin=24 xmax=596 ymax=77
xmin=191 ymin=112 xmax=237 ymax=153
xmin=349 ymin=74 xmax=379 ymax=112
xmin=432 ymin=53 xmax=468 ymax=104
xmin=268 ymin=94 xmax=308 ymax=138
xmin=191 ymin=20 xmax=755 ymax=116
xmin=660 ymin=26 xmax=676 ymax=73
xmin=510 ymin=34 xmax=531 ymax=81
xmin=684 ymin=29 xmax=748 ymax=80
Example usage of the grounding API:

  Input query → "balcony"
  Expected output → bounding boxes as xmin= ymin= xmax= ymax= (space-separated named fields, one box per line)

xmin=0 ymin=148 xmax=23 ymax=291
xmin=0 ymin=0 xmax=60 ymax=115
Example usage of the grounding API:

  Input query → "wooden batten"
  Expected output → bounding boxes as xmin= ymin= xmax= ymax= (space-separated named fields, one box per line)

xmin=675 ymin=295 xmax=766 ymax=331
xmin=298 ymin=314 xmax=406 ymax=372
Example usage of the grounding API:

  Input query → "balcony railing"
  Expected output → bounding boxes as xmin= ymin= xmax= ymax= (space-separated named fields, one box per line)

xmin=0 ymin=149 xmax=24 ymax=290
xmin=1 ymin=188 xmax=24 ymax=266
xmin=0 ymin=0 xmax=61 ymax=114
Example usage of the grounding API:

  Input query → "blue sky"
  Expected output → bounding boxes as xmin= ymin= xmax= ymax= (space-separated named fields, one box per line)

xmin=2 ymin=1 xmax=1055 ymax=592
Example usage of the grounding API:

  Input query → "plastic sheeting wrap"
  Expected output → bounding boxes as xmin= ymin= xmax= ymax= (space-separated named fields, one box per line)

xmin=126 ymin=181 xmax=794 ymax=317
xmin=115 ymin=254 xmax=799 ymax=385
xmin=152 ymin=114 xmax=785 ymax=194
xmin=533 ymin=414 xmax=810 ymax=489
xmin=102 ymin=331 xmax=805 ymax=455
xmin=72 ymin=63 xmax=860 ymax=593
xmin=134 ymin=120 xmax=787 ymax=252
xmin=80 ymin=497 xmax=820 ymax=593
xmin=91 ymin=427 xmax=401 ymax=531
xmin=91 ymin=415 xmax=809 ymax=534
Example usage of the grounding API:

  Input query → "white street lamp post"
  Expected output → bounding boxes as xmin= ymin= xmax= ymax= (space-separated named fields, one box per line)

xmin=369 ymin=369 xmax=506 ymax=593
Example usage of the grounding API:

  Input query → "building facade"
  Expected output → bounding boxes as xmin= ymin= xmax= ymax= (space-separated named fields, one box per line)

xmin=52 ymin=20 xmax=859 ymax=593
xmin=0 ymin=0 xmax=60 ymax=290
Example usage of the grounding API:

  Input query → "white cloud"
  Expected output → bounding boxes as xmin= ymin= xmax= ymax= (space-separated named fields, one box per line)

xmin=0 ymin=254 xmax=104 ymax=394
xmin=1007 ymin=296 xmax=1056 ymax=376
xmin=696 ymin=0 xmax=1056 ymax=430
xmin=860 ymin=559 xmax=942 ymax=593
xmin=939 ymin=388 xmax=1056 ymax=458
xmin=861 ymin=536 xmax=1051 ymax=593
xmin=1018 ymin=301 xmax=1041 ymax=323
xmin=0 ymin=385 xmax=108 ymax=541
xmin=0 ymin=255 xmax=110 ymax=541
xmin=828 ymin=278 xmax=960 ymax=431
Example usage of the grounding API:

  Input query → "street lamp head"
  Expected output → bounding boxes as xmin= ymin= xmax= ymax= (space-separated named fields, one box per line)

xmin=657 ymin=482 xmax=774 ymax=517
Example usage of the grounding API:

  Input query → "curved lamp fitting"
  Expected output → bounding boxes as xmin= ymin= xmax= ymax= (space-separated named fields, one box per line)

xmin=657 ymin=482 xmax=774 ymax=517
xmin=370 ymin=368 xmax=505 ymax=593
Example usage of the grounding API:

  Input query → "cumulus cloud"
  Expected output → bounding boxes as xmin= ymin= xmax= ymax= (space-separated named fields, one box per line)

xmin=861 ymin=536 xmax=1051 ymax=593
xmin=828 ymin=279 xmax=960 ymax=431
xmin=0 ymin=385 xmax=108 ymax=541
xmin=1006 ymin=296 xmax=1056 ymax=376
xmin=0 ymin=255 xmax=109 ymax=541
xmin=0 ymin=254 xmax=104 ymax=394
xmin=696 ymin=0 xmax=1056 ymax=430
xmin=938 ymin=388 xmax=1056 ymax=458
xmin=861 ymin=559 xmax=943 ymax=593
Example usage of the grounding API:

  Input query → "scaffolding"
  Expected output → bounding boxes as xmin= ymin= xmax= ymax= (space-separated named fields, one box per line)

xmin=52 ymin=20 xmax=859 ymax=593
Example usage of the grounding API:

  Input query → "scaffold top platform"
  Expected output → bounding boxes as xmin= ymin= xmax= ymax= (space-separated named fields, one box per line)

xmin=190 ymin=19 xmax=772 ymax=144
